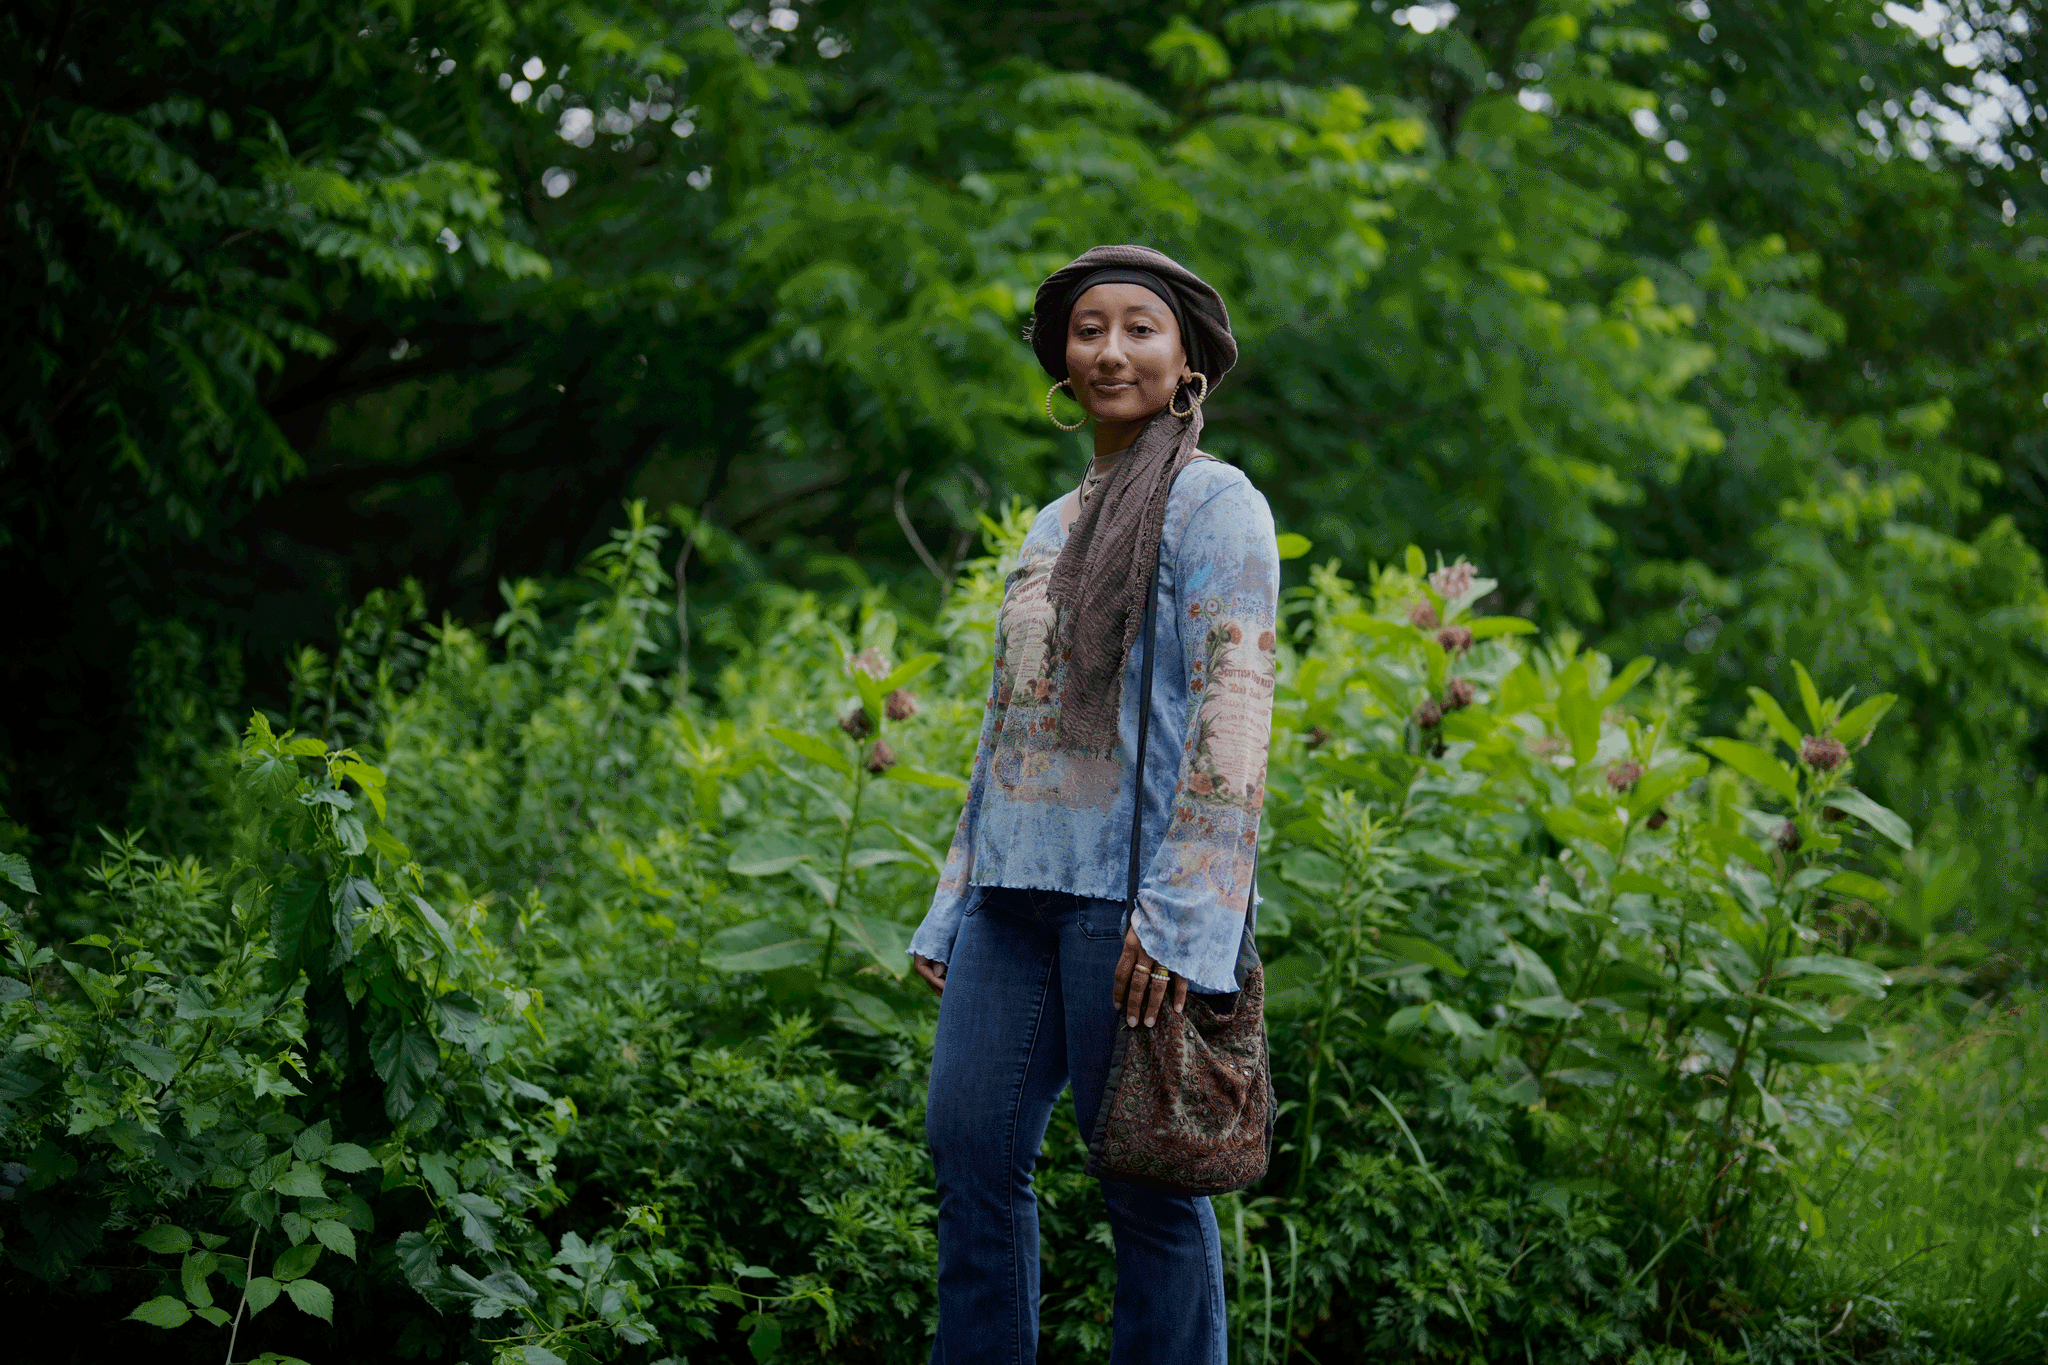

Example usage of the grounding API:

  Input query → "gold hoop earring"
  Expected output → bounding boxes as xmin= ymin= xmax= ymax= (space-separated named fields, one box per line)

xmin=1170 ymin=372 xmax=1209 ymax=419
xmin=1046 ymin=379 xmax=1088 ymax=431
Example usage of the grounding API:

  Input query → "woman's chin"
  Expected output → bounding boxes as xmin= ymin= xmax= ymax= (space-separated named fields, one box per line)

xmin=1087 ymin=399 xmax=1169 ymax=427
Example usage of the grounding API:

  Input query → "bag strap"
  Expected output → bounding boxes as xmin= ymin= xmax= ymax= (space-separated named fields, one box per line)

xmin=1124 ymin=465 xmax=1261 ymax=951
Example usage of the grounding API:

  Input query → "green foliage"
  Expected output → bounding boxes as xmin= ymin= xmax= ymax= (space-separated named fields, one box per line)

xmin=11 ymin=509 xmax=2034 ymax=1361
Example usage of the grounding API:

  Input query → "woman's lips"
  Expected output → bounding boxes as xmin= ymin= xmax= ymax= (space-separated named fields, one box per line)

xmin=1090 ymin=379 xmax=1136 ymax=395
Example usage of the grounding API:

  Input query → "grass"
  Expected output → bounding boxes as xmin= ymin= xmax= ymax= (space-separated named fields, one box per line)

xmin=1789 ymin=990 xmax=2048 ymax=1363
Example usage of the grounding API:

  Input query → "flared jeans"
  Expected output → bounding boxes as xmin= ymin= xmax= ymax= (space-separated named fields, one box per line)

xmin=924 ymin=886 xmax=1228 ymax=1364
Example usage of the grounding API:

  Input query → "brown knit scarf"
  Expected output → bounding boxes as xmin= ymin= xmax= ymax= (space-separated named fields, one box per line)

xmin=1028 ymin=246 xmax=1238 ymax=757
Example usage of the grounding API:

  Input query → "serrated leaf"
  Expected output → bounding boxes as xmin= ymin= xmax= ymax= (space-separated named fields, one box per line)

xmin=273 ymin=1242 xmax=321 ymax=1281
xmin=393 ymin=1232 xmax=439 ymax=1292
xmin=748 ymin=1314 xmax=784 ymax=1363
xmin=292 ymin=1121 xmax=331 ymax=1163
xmin=128 ymin=1295 xmax=191 ymax=1328
xmin=1824 ymin=790 xmax=1913 ymax=849
xmin=311 ymin=1220 xmax=357 ymax=1260
xmin=0 ymin=853 xmax=35 ymax=894
xmin=123 ymin=1042 xmax=182 ymax=1086
xmin=182 ymin=1250 xmax=217 ymax=1307
xmin=271 ymin=1161 xmax=326 ymax=1199
xmin=1698 ymin=738 xmax=1800 ymax=805
xmin=319 ymin=1142 xmax=375 ymax=1172
xmin=284 ymin=1277 xmax=333 ymax=1321
xmin=768 ymin=727 xmax=854 ymax=776
xmin=244 ymin=1276 xmax=281 ymax=1314
xmin=1746 ymin=688 xmax=1803 ymax=750
xmin=706 ymin=1282 xmax=748 ymax=1307
xmin=136 ymin=1224 xmax=193 ymax=1255
xmin=451 ymin=1191 xmax=502 ymax=1253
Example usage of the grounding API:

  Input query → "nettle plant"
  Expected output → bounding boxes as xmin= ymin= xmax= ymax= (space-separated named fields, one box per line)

xmin=1252 ymin=547 xmax=1916 ymax=1289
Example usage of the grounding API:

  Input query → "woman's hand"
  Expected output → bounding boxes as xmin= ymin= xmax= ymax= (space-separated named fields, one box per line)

xmin=913 ymin=954 xmax=948 ymax=996
xmin=1112 ymin=927 xmax=1187 ymax=1028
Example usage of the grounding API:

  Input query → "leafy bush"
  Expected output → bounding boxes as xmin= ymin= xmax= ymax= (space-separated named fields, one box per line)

xmin=3 ymin=503 xmax=2032 ymax=1363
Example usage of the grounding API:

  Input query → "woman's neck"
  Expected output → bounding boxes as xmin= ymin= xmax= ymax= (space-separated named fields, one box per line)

xmin=1091 ymin=417 xmax=1145 ymax=459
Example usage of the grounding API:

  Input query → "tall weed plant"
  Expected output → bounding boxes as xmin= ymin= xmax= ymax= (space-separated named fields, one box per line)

xmin=1 ymin=502 xmax=2035 ymax=1363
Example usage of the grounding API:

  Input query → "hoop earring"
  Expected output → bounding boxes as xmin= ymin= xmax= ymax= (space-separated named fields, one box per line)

xmin=1046 ymin=379 xmax=1088 ymax=431
xmin=1170 ymin=372 xmax=1209 ymax=419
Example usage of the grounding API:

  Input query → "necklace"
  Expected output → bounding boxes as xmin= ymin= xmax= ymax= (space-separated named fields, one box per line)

xmin=1080 ymin=455 xmax=1115 ymax=505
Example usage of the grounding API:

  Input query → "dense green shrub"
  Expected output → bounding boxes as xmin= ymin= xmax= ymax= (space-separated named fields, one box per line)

xmin=4 ymin=505 xmax=2036 ymax=1362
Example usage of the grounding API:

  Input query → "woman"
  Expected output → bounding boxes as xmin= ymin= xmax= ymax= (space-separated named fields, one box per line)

xmin=908 ymin=245 xmax=1279 ymax=1364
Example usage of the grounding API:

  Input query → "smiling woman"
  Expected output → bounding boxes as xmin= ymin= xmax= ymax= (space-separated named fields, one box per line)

xmin=908 ymin=245 xmax=1277 ymax=1365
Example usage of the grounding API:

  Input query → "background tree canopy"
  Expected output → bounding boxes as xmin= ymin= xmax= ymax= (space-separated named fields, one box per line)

xmin=4 ymin=1 xmax=2044 ymax=950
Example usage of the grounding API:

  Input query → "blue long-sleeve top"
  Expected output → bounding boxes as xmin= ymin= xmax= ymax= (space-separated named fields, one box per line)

xmin=908 ymin=458 xmax=1279 ymax=994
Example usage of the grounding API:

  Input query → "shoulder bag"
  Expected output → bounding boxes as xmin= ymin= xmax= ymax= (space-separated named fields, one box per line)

xmin=1083 ymin=469 xmax=1275 ymax=1196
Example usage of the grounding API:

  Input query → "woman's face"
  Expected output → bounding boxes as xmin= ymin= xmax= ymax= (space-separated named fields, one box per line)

xmin=1063 ymin=284 xmax=1190 ymax=427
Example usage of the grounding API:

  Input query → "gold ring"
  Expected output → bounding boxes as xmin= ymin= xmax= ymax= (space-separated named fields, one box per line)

xmin=1149 ymin=968 xmax=1171 ymax=981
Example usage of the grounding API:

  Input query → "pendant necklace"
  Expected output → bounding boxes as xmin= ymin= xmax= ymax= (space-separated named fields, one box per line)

xmin=1081 ymin=455 xmax=1115 ymax=506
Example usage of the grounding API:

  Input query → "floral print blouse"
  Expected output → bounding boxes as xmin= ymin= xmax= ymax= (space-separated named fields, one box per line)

xmin=908 ymin=458 xmax=1279 ymax=994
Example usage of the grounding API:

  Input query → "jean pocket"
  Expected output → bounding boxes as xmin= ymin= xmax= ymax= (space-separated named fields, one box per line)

xmin=1078 ymin=900 xmax=1127 ymax=941
xmin=962 ymin=887 xmax=990 ymax=918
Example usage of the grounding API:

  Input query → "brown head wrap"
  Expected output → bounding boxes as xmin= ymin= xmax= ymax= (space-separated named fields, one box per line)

xmin=1026 ymin=245 xmax=1238 ymax=756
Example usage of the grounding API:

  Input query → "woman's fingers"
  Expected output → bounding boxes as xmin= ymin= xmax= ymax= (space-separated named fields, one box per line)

xmin=1172 ymin=976 xmax=1189 ymax=1015
xmin=913 ymin=955 xmax=947 ymax=996
xmin=1113 ymin=929 xmax=1141 ymax=1013
xmin=1142 ymin=968 xmax=1173 ymax=1027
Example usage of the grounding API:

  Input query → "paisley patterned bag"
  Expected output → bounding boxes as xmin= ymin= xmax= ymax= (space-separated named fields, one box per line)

xmin=1083 ymin=482 xmax=1274 ymax=1196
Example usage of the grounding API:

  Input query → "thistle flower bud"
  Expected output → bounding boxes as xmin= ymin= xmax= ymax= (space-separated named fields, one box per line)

xmin=838 ymin=705 xmax=872 ymax=739
xmin=1606 ymin=760 xmax=1644 ymax=793
xmin=886 ymin=689 xmax=918 ymax=720
xmin=1801 ymin=735 xmax=1847 ymax=771
xmin=1645 ymin=809 xmax=1669 ymax=830
xmin=865 ymin=740 xmax=896 ymax=774
xmin=1436 ymin=625 xmax=1474 ymax=654
xmin=847 ymin=647 xmax=890 ymax=680
xmin=1414 ymin=698 xmax=1443 ymax=730
xmin=1408 ymin=600 xmax=1439 ymax=630
xmin=1430 ymin=739 xmax=1447 ymax=759
xmin=1823 ymin=806 xmax=1845 ymax=822
xmin=1305 ymin=725 xmax=1332 ymax=749
xmin=1443 ymin=677 xmax=1475 ymax=711
xmin=1776 ymin=820 xmax=1802 ymax=853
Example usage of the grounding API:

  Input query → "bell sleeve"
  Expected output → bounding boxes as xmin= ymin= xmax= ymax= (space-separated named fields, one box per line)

xmin=1130 ymin=477 xmax=1280 ymax=993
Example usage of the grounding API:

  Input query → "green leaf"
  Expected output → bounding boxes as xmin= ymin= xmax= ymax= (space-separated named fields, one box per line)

xmin=1613 ymin=871 xmax=1682 ymax=898
xmin=1774 ymin=954 xmax=1890 ymax=998
xmin=1760 ymin=1023 xmax=1879 ymax=1066
xmin=1831 ymin=694 xmax=1897 ymax=745
xmin=1696 ymin=823 xmax=1772 ymax=873
xmin=1823 ymin=871 xmax=1892 ymax=902
xmin=1595 ymin=655 xmax=1655 ymax=708
xmin=1405 ymin=545 xmax=1427 ymax=577
xmin=1557 ymin=669 xmax=1600 ymax=766
xmin=1464 ymin=615 xmax=1538 ymax=640
xmin=703 ymin=920 xmax=820 ymax=974
xmin=768 ymin=727 xmax=855 ymax=777
xmin=1274 ymin=532 xmax=1312 ymax=560
xmin=181 ymin=1250 xmax=217 ymax=1307
xmin=1509 ymin=995 xmax=1584 ymax=1019
xmin=876 ymin=652 xmax=940 ymax=695
xmin=136 ymin=1224 xmax=193 ymax=1255
xmin=705 ymin=1282 xmax=748 ymax=1307
xmin=845 ymin=847 xmax=917 ymax=869
xmin=1373 ymin=933 xmax=1467 ymax=978
xmin=122 ymin=1042 xmax=182 ymax=1086
xmin=311 ymin=1220 xmax=357 ymax=1260
xmin=244 ymin=1276 xmax=282 ymax=1315
xmin=748 ymin=1313 xmax=784 ymax=1363
xmin=1824 ymin=790 xmax=1913 ymax=849
xmin=319 ymin=1142 xmax=376 ymax=1173
xmin=1790 ymin=660 xmax=1825 ymax=732
xmin=0 ymin=853 xmax=35 ymax=894
xmin=128 ymin=1295 xmax=191 ymax=1328
xmin=273 ymin=1243 xmax=321 ymax=1282
xmin=284 ymin=1277 xmax=334 ymax=1322
xmin=270 ymin=1161 xmax=327 ymax=1199
xmin=726 ymin=828 xmax=818 ymax=877
xmin=880 ymin=765 xmax=968 ymax=790
xmin=1697 ymin=738 xmax=1800 ymax=805
xmin=1549 ymin=1068 xmax=1619 ymax=1088
xmin=1746 ymin=688 xmax=1803 ymax=750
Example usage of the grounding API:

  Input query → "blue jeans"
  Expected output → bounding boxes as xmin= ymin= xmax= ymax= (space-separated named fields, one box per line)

xmin=925 ymin=886 xmax=1228 ymax=1365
